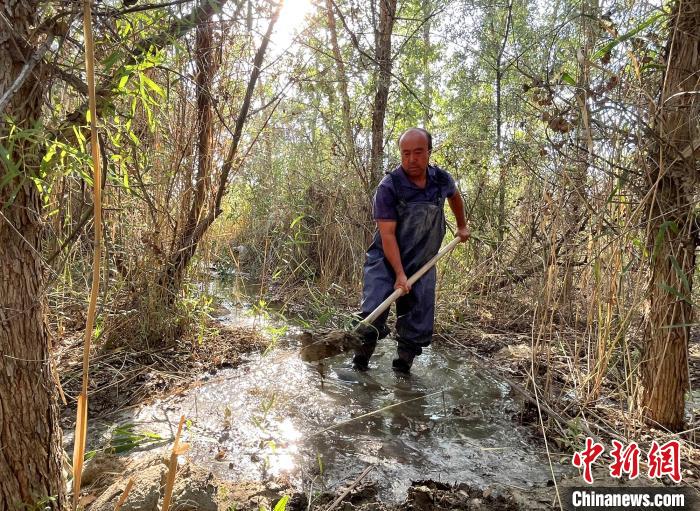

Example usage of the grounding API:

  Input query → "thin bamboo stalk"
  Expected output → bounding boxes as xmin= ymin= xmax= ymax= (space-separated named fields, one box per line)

xmin=72 ymin=1 xmax=103 ymax=508
xmin=162 ymin=415 xmax=187 ymax=511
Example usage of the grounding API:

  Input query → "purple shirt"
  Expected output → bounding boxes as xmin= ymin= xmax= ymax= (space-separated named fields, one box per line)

xmin=373 ymin=165 xmax=458 ymax=220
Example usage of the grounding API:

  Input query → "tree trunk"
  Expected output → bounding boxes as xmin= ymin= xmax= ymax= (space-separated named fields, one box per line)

xmin=422 ymin=0 xmax=432 ymax=127
xmin=369 ymin=0 xmax=397 ymax=186
xmin=326 ymin=0 xmax=356 ymax=168
xmin=326 ymin=0 xmax=370 ymax=198
xmin=495 ymin=0 xmax=513 ymax=244
xmin=639 ymin=0 xmax=700 ymax=431
xmin=0 ymin=1 xmax=65 ymax=508
xmin=158 ymin=7 xmax=280 ymax=302
xmin=161 ymin=12 xmax=216 ymax=303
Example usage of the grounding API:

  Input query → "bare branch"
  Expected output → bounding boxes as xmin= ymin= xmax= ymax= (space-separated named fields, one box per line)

xmin=0 ymin=35 xmax=55 ymax=114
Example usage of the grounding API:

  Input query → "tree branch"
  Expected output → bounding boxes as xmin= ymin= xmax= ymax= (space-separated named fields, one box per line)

xmin=0 ymin=34 xmax=55 ymax=114
xmin=60 ymin=0 xmax=234 ymax=125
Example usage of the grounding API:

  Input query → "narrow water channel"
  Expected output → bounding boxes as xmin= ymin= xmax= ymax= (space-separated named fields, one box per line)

xmin=125 ymin=289 xmax=567 ymax=501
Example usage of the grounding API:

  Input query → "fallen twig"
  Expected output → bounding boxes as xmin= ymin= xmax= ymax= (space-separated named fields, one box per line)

xmin=113 ymin=478 xmax=134 ymax=511
xmin=325 ymin=465 xmax=374 ymax=511
xmin=310 ymin=390 xmax=443 ymax=438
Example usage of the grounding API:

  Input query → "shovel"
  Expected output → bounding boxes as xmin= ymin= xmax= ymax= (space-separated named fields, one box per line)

xmin=299 ymin=236 xmax=462 ymax=362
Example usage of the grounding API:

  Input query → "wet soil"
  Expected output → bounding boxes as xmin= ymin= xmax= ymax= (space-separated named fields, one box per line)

xmin=120 ymin=338 xmax=570 ymax=497
xmin=79 ymin=451 xmax=550 ymax=510
xmin=69 ymin=287 xmax=577 ymax=510
xmin=64 ymin=286 xmax=700 ymax=510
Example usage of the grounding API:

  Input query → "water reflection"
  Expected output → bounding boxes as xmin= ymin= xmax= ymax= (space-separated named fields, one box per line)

xmin=123 ymin=290 xmax=566 ymax=501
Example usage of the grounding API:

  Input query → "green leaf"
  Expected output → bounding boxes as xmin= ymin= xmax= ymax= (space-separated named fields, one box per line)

xmin=560 ymin=71 xmax=576 ymax=86
xmin=142 ymin=99 xmax=153 ymax=129
xmin=668 ymin=255 xmax=690 ymax=293
xmin=72 ymin=125 xmax=86 ymax=152
xmin=316 ymin=452 xmax=324 ymax=475
xmin=117 ymin=73 xmax=130 ymax=90
xmin=592 ymin=13 xmax=664 ymax=61
xmin=122 ymin=166 xmax=130 ymax=191
xmin=290 ymin=214 xmax=305 ymax=229
xmin=141 ymin=73 xmax=165 ymax=97
xmin=272 ymin=495 xmax=289 ymax=511
xmin=660 ymin=322 xmax=700 ymax=329
xmin=102 ymin=50 xmax=123 ymax=72
xmin=658 ymin=283 xmax=689 ymax=303
xmin=116 ymin=18 xmax=132 ymax=37
xmin=652 ymin=220 xmax=678 ymax=262
xmin=106 ymin=423 xmax=163 ymax=454
xmin=0 ymin=142 xmax=20 ymax=176
xmin=640 ymin=63 xmax=665 ymax=73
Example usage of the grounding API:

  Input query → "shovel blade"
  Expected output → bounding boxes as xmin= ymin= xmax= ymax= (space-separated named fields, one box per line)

xmin=298 ymin=330 xmax=363 ymax=362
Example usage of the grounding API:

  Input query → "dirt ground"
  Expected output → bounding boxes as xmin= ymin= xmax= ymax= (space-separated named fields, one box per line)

xmin=78 ymin=451 xmax=554 ymax=510
xmin=84 ymin=450 xmax=696 ymax=511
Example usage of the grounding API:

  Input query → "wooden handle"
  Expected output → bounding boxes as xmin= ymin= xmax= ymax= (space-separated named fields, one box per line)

xmin=358 ymin=237 xmax=461 ymax=327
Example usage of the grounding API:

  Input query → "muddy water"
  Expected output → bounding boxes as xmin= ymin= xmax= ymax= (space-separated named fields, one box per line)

xmin=127 ymin=296 xmax=567 ymax=501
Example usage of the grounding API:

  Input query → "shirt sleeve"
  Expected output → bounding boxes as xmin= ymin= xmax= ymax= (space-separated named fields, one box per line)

xmin=372 ymin=175 xmax=398 ymax=220
xmin=438 ymin=167 xmax=458 ymax=198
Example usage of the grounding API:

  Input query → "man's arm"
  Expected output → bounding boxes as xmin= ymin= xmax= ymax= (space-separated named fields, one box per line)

xmin=447 ymin=192 xmax=470 ymax=242
xmin=377 ymin=220 xmax=411 ymax=293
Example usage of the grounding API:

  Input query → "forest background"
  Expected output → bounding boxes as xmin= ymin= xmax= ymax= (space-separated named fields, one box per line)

xmin=0 ymin=0 xmax=698 ymax=507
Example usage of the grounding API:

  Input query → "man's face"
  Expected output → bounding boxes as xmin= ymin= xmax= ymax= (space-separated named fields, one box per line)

xmin=400 ymin=131 xmax=430 ymax=179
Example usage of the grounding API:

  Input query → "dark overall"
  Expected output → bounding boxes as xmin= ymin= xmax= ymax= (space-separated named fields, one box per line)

xmin=355 ymin=171 xmax=447 ymax=371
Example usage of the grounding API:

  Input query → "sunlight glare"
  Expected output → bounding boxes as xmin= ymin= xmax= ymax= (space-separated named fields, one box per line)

xmin=279 ymin=417 xmax=301 ymax=441
xmin=267 ymin=418 xmax=301 ymax=475
xmin=273 ymin=0 xmax=314 ymax=48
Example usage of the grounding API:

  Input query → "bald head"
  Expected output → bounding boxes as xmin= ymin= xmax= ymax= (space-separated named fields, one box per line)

xmin=398 ymin=128 xmax=432 ymax=152
xmin=398 ymin=128 xmax=432 ymax=181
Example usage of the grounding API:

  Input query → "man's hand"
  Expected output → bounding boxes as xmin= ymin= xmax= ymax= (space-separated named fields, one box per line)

xmin=394 ymin=272 xmax=411 ymax=294
xmin=378 ymin=221 xmax=410 ymax=293
xmin=456 ymin=225 xmax=470 ymax=242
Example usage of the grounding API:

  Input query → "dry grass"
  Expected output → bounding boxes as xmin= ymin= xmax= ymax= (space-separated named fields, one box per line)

xmin=56 ymin=321 xmax=268 ymax=423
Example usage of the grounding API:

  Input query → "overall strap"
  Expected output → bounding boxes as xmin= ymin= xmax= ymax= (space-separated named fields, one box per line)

xmin=388 ymin=170 xmax=407 ymax=206
xmin=432 ymin=165 xmax=444 ymax=203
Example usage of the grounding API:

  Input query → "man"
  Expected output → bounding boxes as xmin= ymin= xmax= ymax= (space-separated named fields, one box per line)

xmin=354 ymin=128 xmax=470 ymax=374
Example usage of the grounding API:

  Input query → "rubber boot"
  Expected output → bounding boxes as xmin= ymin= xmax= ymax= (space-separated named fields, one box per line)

xmin=392 ymin=347 xmax=416 ymax=374
xmin=352 ymin=341 xmax=376 ymax=371
xmin=352 ymin=322 xmax=389 ymax=371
